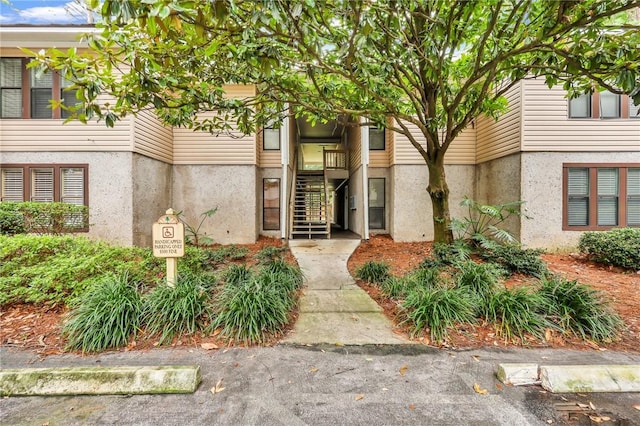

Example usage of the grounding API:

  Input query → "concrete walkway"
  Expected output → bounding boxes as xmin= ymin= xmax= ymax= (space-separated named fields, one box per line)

xmin=282 ymin=239 xmax=410 ymax=345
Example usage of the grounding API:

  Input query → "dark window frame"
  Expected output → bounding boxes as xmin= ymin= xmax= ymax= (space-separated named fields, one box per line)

xmin=0 ymin=163 xmax=89 ymax=232
xmin=368 ymin=177 xmax=385 ymax=230
xmin=0 ymin=57 xmax=79 ymax=119
xmin=563 ymin=163 xmax=640 ymax=231
xmin=263 ymin=178 xmax=280 ymax=231
xmin=368 ymin=126 xmax=386 ymax=150
xmin=262 ymin=126 xmax=281 ymax=151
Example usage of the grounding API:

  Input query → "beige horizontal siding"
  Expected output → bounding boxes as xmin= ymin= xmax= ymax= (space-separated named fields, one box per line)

xmin=393 ymin=120 xmax=476 ymax=165
xmin=133 ymin=110 xmax=173 ymax=163
xmin=0 ymin=118 xmax=133 ymax=151
xmin=349 ymin=126 xmax=362 ymax=169
xmin=522 ymin=79 xmax=640 ymax=151
xmin=476 ymin=84 xmax=522 ymax=163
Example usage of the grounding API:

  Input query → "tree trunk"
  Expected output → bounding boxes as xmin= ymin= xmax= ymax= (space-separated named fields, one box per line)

xmin=427 ymin=156 xmax=454 ymax=244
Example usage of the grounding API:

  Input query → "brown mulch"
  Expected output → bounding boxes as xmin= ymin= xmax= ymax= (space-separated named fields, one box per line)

xmin=1 ymin=234 xmax=638 ymax=355
xmin=347 ymin=235 xmax=640 ymax=353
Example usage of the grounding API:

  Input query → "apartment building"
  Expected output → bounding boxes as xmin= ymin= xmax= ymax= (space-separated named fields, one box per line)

xmin=1 ymin=26 xmax=638 ymax=248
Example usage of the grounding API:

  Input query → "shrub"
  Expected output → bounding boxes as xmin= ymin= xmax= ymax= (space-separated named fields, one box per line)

xmin=0 ymin=202 xmax=26 ymax=235
xmin=482 ymin=287 xmax=552 ymax=342
xmin=0 ymin=202 xmax=89 ymax=235
xmin=212 ymin=277 xmax=293 ymax=344
xmin=63 ymin=274 xmax=142 ymax=352
xmin=143 ymin=273 xmax=214 ymax=344
xmin=478 ymin=244 xmax=548 ymax=277
xmin=355 ymin=261 xmax=390 ymax=283
xmin=538 ymin=276 xmax=623 ymax=342
xmin=0 ymin=234 xmax=163 ymax=306
xmin=432 ymin=241 xmax=471 ymax=265
xmin=579 ymin=228 xmax=640 ymax=270
xmin=400 ymin=287 xmax=476 ymax=343
xmin=455 ymin=261 xmax=503 ymax=304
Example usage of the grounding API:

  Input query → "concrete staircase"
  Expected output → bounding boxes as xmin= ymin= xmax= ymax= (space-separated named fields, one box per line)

xmin=291 ymin=172 xmax=330 ymax=239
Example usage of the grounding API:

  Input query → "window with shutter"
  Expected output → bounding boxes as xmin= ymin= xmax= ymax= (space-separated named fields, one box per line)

xmin=1 ymin=168 xmax=24 ymax=201
xmin=0 ymin=58 xmax=23 ymax=118
xmin=30 ymin=168 xmax=54 ymax=202
xmin=597 ymin=168 xmax=618 ymax=226
xmin=628 ymin=168 xmax=640 ymax=226
xmin=567 ymin=168 xmax=589 ymax=226
xmin=565 ymin=164 xmax=639 ymax=230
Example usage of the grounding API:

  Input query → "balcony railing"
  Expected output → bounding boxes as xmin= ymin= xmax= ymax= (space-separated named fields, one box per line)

xmin=323 ymin=149 xmax=348 ymax=170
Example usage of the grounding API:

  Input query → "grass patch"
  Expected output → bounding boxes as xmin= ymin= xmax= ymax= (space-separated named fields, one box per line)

xmin=62 ymin=274 xmax=142 ymax=353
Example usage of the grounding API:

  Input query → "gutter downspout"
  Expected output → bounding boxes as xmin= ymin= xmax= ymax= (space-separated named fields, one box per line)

xmin=280 ymin=111 xmax=290 ymax=240
xmin=361 ymin=118 xmax=370 ymax=240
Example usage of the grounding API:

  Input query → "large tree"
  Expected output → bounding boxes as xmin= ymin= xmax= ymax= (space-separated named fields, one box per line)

xmin=35 ymin=0 xmax=640 ymax=243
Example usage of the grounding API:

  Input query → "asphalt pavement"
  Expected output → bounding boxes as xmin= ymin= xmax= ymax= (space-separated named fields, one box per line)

xmin=2 ymin=344 xmax=640 ymax=425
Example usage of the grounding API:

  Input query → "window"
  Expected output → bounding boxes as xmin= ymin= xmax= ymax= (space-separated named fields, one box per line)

xmin=629 ymin=97 xmax=640 ymax=119
xmin=569 ymin=91 xmax=629 ymax=119
xmin=369 ymin=126 xmax=385 ymax=150
xmin=0 ymin=58 xmax=80 ymax=119
xmin=600 ymin=91 xmax=620 ymax=118
xmin=1 ymin=164 xmax=88 ymax=206
xmin=569 ymin=94 xmax=591 ymax=118
xmin=263 ymin=178 xmax=280 ymax=230
xmin=563 ymin=164 xmax=640 ymax=230
xmin=368 ymin=178 xmax=385 ymax=229
xmin=263 ymin=123 xmax=280 ymax=150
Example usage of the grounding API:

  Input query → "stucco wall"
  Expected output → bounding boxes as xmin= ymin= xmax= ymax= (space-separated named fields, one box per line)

xmin=172 ymin=165 xmax=258 ymax=244
xmin=520 ymin=151 xmax=640 ymax=249
xmin=475 ymin=153 xmax=522 ymax=242
xmin=132 ymin=154 xmax=172 ymax=247
xmin=348 ymin=166 xmax=364 ymax=237
xmin=0 ymin=151 xmax=135 ymax=245
xmin=390 ymin=164 xmax=475 ymax=242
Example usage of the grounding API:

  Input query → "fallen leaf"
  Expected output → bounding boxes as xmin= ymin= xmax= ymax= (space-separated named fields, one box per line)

xmin=335 ymin=342 xmax=344 ymax=347
xmin=495 ymin=383 xmax=504 ymax=390
xmin=472 ymin=355 xmax=480 ymax=362
xmin=211 ymin=378 xmax=225 ymax=395
xmin=633 ymin=404 xmax=640 ymax=410
xmin=233 ymin=362 xmax=240 ymax=367
xmin=473 ymin=383 xmax=488 ymax=395
xmin=309 ymin=367 xmax=319 ymax=373
xmin=408 ymin=404 xmax=416 ymax=410
xmin=382 ymin=388 xmax=389 ymax=391
xmin=399 ymin=365 xmax=409 ymax=376
xmin=589 ymin=401 xmax=597 ymax=411
xmin=201 ymin=343 xmax=218 ymax=350
xmin=365 ymin=358 xmax=373 ymax=362
xmin=355 ymin=394 xmax=365 ymax=400
xmin=577 ymin=403 xmax=589 ymax=409
xmin=546 ymin=420 xmax=553 ymax=424
xmin=588 ymin=416 xmax=604 ymax=423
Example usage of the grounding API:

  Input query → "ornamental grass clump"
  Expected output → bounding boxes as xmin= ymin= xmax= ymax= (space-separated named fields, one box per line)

xmin=261 ymin=259 xmax=304 ymax=293
xmin=212 ymin=277 xmax=293 ymax=344
xmin=538 ymin=275 xmax=623 ymax=342
xmin=355 ymin=261 xmax=390 ymax=284
xmin=63 ymin=274 xmax=142 ymax=353
xmin=482 ymin=287 xmax=552 ymax=342
xmin=455 ymin=260 xmax=503 ymax=306
xmin=380 ymin=275 xmax=416 ymax=299
xmin=400 ymin=287 xmax=475 ymax=343
xmin=142 ymin=273 xmax=214 ymax=345
xmin=223 ymin=264 xmax=253 ymax=287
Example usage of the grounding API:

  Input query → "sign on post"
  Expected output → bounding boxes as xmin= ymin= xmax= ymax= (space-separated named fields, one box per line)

xmin=152 ymin=209 xmax=184 ymax=287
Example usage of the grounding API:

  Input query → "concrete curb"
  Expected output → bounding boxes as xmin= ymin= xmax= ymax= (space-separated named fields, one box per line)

xmin=497 ymin=363 xmax=640 ymax=393
xmin=0 ymin=365 xmax=201 ymax=396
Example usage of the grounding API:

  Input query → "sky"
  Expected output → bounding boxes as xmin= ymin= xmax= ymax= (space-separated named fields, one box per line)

xmin=0 ymin=0 xmax=92 ymax=25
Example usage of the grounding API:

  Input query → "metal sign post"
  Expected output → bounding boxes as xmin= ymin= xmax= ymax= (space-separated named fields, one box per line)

xmin=152 ymin=208 xmax=185 ymax=287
